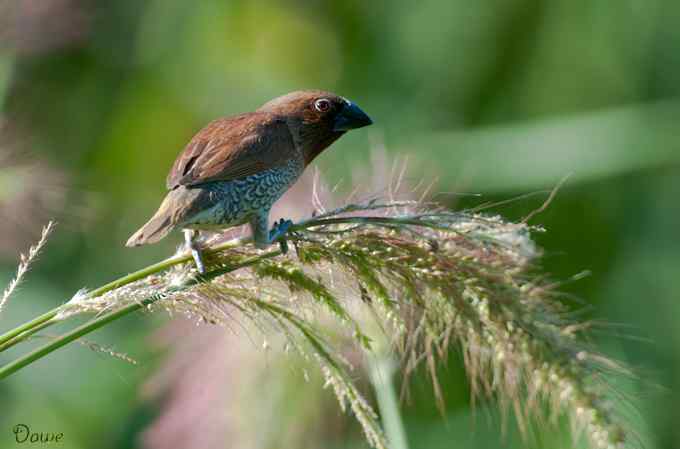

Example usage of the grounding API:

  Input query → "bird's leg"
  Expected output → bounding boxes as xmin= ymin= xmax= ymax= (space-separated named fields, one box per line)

xmin=249 ymin=211 xmax=292 ymax=254
xmin=269 ymin=218 xmax=293 ymax=254
xmin=250 ymin=211 xmax=272 ymax=249
xmin=184 ymin=229 xmax=206 ymax=274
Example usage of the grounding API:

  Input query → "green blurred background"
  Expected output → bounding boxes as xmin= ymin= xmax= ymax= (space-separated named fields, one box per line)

xmin=1 ymin=1 xmax=678 ymax=448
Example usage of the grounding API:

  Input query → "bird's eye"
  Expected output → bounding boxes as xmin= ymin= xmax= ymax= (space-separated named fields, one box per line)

xmin=314 ymin=98 xmax=331 ymax=112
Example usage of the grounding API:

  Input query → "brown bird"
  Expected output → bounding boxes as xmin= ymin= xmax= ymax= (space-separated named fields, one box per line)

xmin=126 ymin=90 xmax=372 ymax=273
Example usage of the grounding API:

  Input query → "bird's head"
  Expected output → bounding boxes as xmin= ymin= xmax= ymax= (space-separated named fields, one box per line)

xmin=258 ymin=90 xmax=373 ymax=164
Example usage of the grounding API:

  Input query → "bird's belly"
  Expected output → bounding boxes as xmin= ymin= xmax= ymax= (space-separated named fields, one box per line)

xmin=181 ymin=160 xmax=302 ymax=229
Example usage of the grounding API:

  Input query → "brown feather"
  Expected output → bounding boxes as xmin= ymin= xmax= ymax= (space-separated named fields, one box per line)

xmin=126 ymin=187 xmax=205 ymax=246
xmin=166 ymin=113 xmax=297 ymax=189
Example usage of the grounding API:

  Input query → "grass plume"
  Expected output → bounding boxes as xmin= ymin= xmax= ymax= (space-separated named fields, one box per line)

xmin=0 ymin=221 xmax=54 ymax=315
xmin=0 ymin=199 xmax=638 ymax=449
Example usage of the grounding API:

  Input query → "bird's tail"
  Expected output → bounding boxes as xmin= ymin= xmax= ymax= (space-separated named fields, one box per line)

xmin=126 ymin=191 xmax=183 ymax=247
xmin=126 ymin=212 xmax=174 ymax=247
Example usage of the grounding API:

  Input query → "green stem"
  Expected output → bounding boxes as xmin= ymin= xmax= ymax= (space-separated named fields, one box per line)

xmin=0 ymin=297 xmax=154 ymax=379
xmin=0 ymin=310 xmax=58 ymax=351
xmin=0 ymin=238 xmax=245 ymax=351
xmin=369 ymin=352 xmax=410 ymax=449
xmin=0 ymin=249 xmax=281 ymax=380
xmin=0 ymin=320 xmax=54 ymax=352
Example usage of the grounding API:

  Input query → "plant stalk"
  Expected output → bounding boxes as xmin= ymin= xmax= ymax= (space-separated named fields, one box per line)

xmin=368 ymin=351 xmax=410 ymax=449
xmin=0 ymin=297 xmax=153 ymax=379
xmin=0 ymin=248 xmax=281 ymax=379
xmin=0 ymin=238 xmax=247 ymax=351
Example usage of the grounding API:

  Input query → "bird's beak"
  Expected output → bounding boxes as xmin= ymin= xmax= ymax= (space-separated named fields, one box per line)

xmin=333 ymin=101 xmax=373 ymax=131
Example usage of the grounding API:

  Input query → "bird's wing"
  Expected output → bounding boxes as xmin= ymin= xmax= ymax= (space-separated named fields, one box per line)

xmin=166 ymin=112 xmax=297 ymax=189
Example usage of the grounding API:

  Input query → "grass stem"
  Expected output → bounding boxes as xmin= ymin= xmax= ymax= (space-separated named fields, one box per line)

xmin=369 ymin=352 xmax=410 ymax=449
xmin=0 ymin=238 xmax=247 ymax=352
xmin=0 ymin=248 xmax=281 ymax=379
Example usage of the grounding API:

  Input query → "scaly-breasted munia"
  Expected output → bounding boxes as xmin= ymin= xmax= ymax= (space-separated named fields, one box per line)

xmin=126 ymin=90 xmax=372 ymax=272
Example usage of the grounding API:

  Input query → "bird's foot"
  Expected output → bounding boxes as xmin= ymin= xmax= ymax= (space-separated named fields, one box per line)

xmin=269 ymin=218 xmax=293 ymax=254
xmin=191 ymin=247 xmax=206 ymax=274
xmin=184 ymin=229 xmax=207 ymax=274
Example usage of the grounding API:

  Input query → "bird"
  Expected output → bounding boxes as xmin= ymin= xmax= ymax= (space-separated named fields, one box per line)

xmin=126 ymin=90 xmax=373 ymax=273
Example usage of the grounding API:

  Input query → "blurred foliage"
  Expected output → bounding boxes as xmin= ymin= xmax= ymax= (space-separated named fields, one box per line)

xmin=1 ymin=0 xmax=679 ymax=448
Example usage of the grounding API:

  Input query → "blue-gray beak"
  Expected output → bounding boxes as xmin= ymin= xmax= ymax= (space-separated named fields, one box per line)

xmin=333 ymin=102 xmax=373 ymax=131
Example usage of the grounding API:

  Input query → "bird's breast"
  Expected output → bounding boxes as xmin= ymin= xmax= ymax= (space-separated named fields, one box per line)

xmin=181 ymin=157 xmax=304 ymax=229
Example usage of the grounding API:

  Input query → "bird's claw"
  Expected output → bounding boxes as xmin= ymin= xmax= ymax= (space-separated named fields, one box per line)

xmin=269 ymin=218 xmax=293 ymax=239
xmin=192 ymin=250 xmax=206 ymax=274
xmin=185 ymin=229 xmax=207 ymax=274
xmin=269 ymin=219 xmax=293 ymax=254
